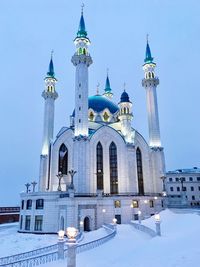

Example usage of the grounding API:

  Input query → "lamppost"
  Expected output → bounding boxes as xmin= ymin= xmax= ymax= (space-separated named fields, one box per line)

xmin=68 ymin=170 xmax=77 ymax=190
xmin=179 ymin=177 xmax=187 ymax=206
xmin=138 ymin=210 xmax=142 ymax=224
xmin=31 ymin=181 xmax=37 ymax=192
xmin=57 ymin=230 xmax=65 ymax=260
xmin=102 ymin=208 xmax=106 ymax=225
xmin=130 ymin=203 xmax=133 ymax=221
xmin=154 ymin=213 xmax=161 ymax=236
xmin=112 ymin=218 xmax=117 ymax=231
xmin=25 ymin=183 xmax=31 ymax=193
xmin=160 ymin=175 xmax=166 ymax=192
xmin=66 ymin=227 xmax=78 ymax=267
xmin=79 ymin=220 xmax=84 ymax=233
xmin=144 ymin=199 xmax=149 ymax=218
xmin=56 ymin=172 xmax=63 ymax=191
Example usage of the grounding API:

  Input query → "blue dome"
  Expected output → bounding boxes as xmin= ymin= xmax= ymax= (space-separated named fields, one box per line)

xmin=89 ymin=95 xmax=119 ymax=113
xmin=120 ymin=91 xmax=130 ymax=103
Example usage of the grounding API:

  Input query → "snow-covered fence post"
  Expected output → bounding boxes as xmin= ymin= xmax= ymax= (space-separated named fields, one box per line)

xmin=66 ymin=227 xmax=78 ymax=267
xmin=138 ymin=210 xmax=142 ymax=224
xmin=58 ymin=230 xmax=65 ymax=260
xmin=155 ymin=213 xmax=161 ymax=236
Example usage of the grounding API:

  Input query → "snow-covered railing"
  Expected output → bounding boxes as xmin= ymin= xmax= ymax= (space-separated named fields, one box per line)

xmin=0 ymin=243 xmax=58 ymax=266
xmin=0 ymin=251 xmax=58 ymax=267
xmin=0 ymin=225 xmax=116 ymax=267
xmin=76 ymin=224 xmax=116 ymax=254
xmin=130 ymin=221 xmax=157 ymax=237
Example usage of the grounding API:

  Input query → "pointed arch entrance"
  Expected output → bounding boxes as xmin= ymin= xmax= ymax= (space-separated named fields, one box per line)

xmin=84 ymin=216 xmax=91 ymax=232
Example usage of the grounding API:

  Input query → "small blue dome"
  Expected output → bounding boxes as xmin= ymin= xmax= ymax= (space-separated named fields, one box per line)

xmin=120 ymin=91 xmax=130 ymax=103
xmin=89 ymin=95 xmax=119 ymax=113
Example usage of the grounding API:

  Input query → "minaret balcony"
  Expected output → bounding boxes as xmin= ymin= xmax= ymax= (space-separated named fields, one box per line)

xmin=142 ymin=77 xmax=159 ymax=87
xmin=71 ymin=54 xmax=93 ymax=67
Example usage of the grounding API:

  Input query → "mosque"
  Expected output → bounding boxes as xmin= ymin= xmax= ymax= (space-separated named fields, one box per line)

xmin=19 ymin=9 xmax=165 ymax=233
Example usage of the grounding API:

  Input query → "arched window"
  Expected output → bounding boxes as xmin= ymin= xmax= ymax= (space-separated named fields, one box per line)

xmin=58 ymin=144 xmax=68 ymax=175
xmin=83 ymin=48 xmax=86 ymax=55
xmin=152 ymin=72 xmax=155 ymax=78
xmin=109 ymin=142 xmax=118 ymax=194
xmin=78 ymin=47 xmax=82 ymax=55
xmin=89 ymin=112 xmax=94 ymax=121
xmin=123 ymin=107 xmax=126 ymax=114
xmin=136 ymin=148 xmax=144 ymax=195
xmin=103 ymin=112 xmax=109 ymax=122
xmin=96 ymin=142 xmax=103 ymax=190
xmin=148 ymin=72 xmax=151 ymax=78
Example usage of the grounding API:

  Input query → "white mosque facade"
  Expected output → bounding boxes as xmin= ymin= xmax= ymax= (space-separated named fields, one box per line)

xmin=19 ymin=11 xmax=165 ymax=233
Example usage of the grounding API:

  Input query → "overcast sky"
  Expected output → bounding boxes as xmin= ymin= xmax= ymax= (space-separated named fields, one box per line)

xmin=0 ymin=0 xmax=200 ymax=206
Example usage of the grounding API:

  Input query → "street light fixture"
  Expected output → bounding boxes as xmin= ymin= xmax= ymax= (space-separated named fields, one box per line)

xmin=66 ymin=227 xmax=78 ymax=241
xmin=58 ymin=230 xmax=65 ymax=240
xmin=31 ymin=181 xmax=37 ymax=192
xmin=25 ymin=183 xmax=31 ymax=193
xmin=56 ymin=172 xmax=63 ymax=191
xmin=68 ymin=170 xmax=77 ymax=190
xmin=113 ymin=218 xmax=117 ymax=224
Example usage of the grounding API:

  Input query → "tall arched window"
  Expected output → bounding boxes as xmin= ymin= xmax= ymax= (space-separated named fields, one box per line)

xmin=136 ymin=148 xmax=144 ymax=195
xmin=58 ymin=144 xmax=68 ymax=175
xmin=109 ymin=142 xmax=118 ymax=194
xmin=96 ymin=142 xmax=103 ymax=190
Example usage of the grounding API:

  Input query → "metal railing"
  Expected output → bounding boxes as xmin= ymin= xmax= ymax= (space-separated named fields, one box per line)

xmin=0 ymin=251 xmax=58 ymax=267
xmin=130 ymin=221 xmax=157 ymax=237
xmin=0 ymin=243 xmax=58 ymax=266
xmin=0 ymin=224 xmax=116 ymax=267
xmin=76 ymin=224 xmax=116 ymax=254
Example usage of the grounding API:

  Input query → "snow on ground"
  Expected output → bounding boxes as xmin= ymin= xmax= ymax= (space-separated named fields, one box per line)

xmin=1 ymin=209 xmax=200 ymax=266
xmin=45 ymin=209 xmax=200 ymax=267
xmin=0 ymin=223 xmax=108 ymax=257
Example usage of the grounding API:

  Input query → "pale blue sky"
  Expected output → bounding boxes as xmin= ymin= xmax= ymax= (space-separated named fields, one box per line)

xmin=0 ymin=0 xmax=200 ymax=206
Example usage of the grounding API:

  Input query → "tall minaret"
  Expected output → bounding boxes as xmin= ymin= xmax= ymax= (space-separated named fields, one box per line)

xmin=71 ymin=7 xmax=92 ymax=137
xmin=39 ymin=55 xmax=58 ymax=191
xmin=142 ymin=39 xmax=161 ymax=148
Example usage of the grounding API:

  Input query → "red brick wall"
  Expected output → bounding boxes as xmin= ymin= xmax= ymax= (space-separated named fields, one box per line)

xmin=0 ymin=214 xmax=19 ymax=224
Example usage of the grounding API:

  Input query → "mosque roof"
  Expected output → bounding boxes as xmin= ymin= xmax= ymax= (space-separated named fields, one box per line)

xmin=72 ymin=95 xmax=119 ymax=116
xmin=88 ymin=95 xmax=119 ymax=113
xmin=120 ymin=90 xmax=131 ymax=103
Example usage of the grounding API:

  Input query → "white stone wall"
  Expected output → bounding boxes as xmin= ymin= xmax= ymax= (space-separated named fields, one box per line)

xmin=19 ymin=192 xmax=163 ymax=233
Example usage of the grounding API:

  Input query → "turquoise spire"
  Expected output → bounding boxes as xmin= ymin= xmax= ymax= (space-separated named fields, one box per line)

xmin=47 ymin=52 xmax=55 ymax=78
xmin=144 ymin=37 xmax=154 ymax=64
xmin=77 ymin=7 xmax=87 ymax=38
xmin=103 ymin=71 xmax=113 ymax=99
xmin=104 ymin=75 xmax=111 ymax=93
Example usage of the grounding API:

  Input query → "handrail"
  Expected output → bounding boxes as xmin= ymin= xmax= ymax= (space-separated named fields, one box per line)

xmin=0 ymin=224 xmax=116 ymax=267
xmin=130 ymin=221 xmax=157 ymax=237
xmin=0 ymin=243 xmax=58 ymax=265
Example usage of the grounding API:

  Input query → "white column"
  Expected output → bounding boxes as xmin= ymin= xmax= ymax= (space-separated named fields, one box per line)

xmin=72 ymin=55 xmax=92 ymax=137
xmin=145 ymin=84 xmax=161 ymax=147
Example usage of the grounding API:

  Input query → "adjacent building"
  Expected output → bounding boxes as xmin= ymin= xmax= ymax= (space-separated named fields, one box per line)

xmin=166 ymin=167 xmax=200 ymax=207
